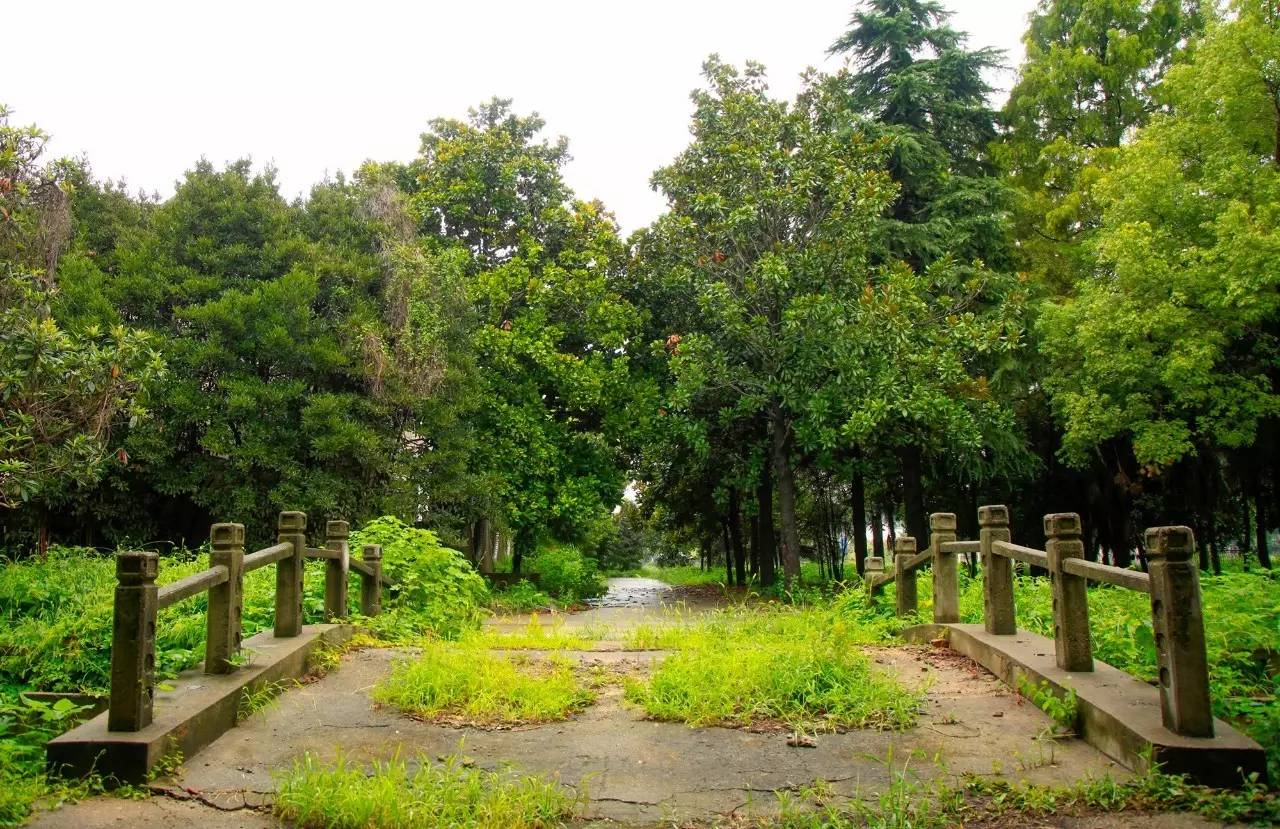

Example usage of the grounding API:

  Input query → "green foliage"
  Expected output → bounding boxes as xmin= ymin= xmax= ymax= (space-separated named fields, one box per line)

xmin=349 ymin=516 xmax=489 ymax=640
xmin=274 ymin=752 xmax=583 ymax=829
xmin=373 ymin=642 xmax=593 ymax=725
xmin=623 ymin=605 xmax=922 ymax=730
xmin=0 ymin=109 xmax=162 ymax=514
xmin=526 ymin=544 xmax=605 ymax=604
xmin=488 ymin=580 xmax=555 ymax=614
xmin=1016 ymin=675 xmax=1079 ymax=734
xmin=1039 ymin=1 xmax=1280 ymax=469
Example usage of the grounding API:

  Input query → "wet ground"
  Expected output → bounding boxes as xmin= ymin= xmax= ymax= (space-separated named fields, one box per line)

xmin=28 ymin=579 xmax=1233 ymax=828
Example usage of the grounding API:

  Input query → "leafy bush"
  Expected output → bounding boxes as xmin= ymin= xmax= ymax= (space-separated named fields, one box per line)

xmin=349 ymin=516 xmax=489 ymax=640
xmin=527 ymin=544 xmax=605 ymax=605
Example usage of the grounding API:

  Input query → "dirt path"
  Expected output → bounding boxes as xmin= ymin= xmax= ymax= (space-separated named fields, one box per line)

xmin=27 ymin=579 xmax=1230 ymax=828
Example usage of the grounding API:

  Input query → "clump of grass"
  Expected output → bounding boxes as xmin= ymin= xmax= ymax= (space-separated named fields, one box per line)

xmin=471 ymin=615 xmax=606 ymax=650
xmin=275 ymin=753 xmax=583 ymax=829
xmin=623 ymin=606 xmax=922 ymax=731
xmin=374 ymin=642 xmax=593 ymax=725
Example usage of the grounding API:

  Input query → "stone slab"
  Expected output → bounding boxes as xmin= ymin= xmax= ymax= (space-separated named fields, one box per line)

xmin=902 ymin=623 xmax=1267 ymax=787
xmin=46 ymin=624 xmax=352 ymax=784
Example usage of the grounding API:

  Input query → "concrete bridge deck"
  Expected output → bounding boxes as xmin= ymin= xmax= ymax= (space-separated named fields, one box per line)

xmin=29 ymin=578 xmax=1233 ymax=828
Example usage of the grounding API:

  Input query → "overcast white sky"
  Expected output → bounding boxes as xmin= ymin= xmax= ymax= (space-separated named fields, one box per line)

xmin=8 ymin=0 xmax=1036 ymax=234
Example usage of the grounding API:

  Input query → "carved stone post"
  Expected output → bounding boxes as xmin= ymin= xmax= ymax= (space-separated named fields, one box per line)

xmin=931 ymin=513 xmax=959 ymax=623
xmin=205 ymin=523 xmax=245 ymax=674
xmin=108 ymin=551 xmax=158 ymax=732
xmin=360 ymin=544 xmax=383 ymax=617
xmin=275 ymin=511 xmax=307 ymax=637
xmin=324 ymin=520 xmax=350 ymax=621
xmin=1046 ymin=513 xmax=1093 ymax=672
xmin=894 ymin=536 xmax=918 ymax=617
xmin=1146 ymin=526 xmax=1214 ymax=737
xmin=979 ymin=505 xmax=1015 ymax=635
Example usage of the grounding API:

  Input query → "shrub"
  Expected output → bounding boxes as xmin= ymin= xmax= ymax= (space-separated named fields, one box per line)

xmin=527 ymin=545 xmax=605 ymax=605
xmin=349 ymin=516 xmax=489 ymax=640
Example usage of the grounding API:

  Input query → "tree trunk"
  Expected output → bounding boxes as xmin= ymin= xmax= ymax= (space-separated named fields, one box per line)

xmin=885 ymin=499 xmax=896 ymax=549
xmin=722 ymin=519 xmax=735 ymax=587
xmin=728 ymin=488 xmax=747 ymax=586
xmin=870 ymin=499 xmax=884 ymax=559
xmin=1256 ymin=489 xmax=1273 ymax=569
xmin=771 ymin=405 xmax=802 ymax=583
xmin=748 ymin=513 xmax=759 ymax=577
xmin=899 ymin=444 xmax=927 ymax=549
xmin=850 ymin=467 xmax=868 ymax=576
xmin=513 ymin=528 xmax=533 ymax=576
xmin=756 ymin=464 xmax=777 ymax=587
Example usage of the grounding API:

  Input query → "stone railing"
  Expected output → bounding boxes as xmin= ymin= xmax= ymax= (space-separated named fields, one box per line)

xmin=108 ymin=511 xmax=394 ymax=733
xmin=868 ymin=507 xmax=1213 ymax=740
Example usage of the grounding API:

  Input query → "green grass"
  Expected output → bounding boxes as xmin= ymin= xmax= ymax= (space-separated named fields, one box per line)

xmin=623 ymin=605 xmax=922 ymax=731
xmin=374 ymin=642 xmax=593 ymax=725
xmin=274 ymin=753 xmax=583 ymax=829
xmin=471 ymin=616 xmax=609 ymax=650
xmin=758 ymin=760 xmax=1280 ymax=828
xmin=637 ymin=564 xmax=729 ymax=587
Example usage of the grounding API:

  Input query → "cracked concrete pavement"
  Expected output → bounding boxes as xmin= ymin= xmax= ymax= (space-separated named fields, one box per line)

xmin=28 ymin=578 xmax=1225 ymax=828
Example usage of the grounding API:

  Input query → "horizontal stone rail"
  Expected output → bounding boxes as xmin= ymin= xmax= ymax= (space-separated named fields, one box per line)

xmin=878 ymin=504 xmax=1266 ymax=785
xmin=48 ymin=511 xmax=398 ymax=783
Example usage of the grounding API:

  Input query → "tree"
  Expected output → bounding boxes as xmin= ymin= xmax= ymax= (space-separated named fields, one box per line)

xmin=829 ymin=1 xmax=1020 ymax=545
xmin=0 ymin=108 xmax=161 ymax=545
xmin=404 ymin=102 xmax=642 ymax=572
xmin=1040 ymin=0 xmax=1280 ymax=500
xmin=646 ymin=58 xmax=901 ymax=582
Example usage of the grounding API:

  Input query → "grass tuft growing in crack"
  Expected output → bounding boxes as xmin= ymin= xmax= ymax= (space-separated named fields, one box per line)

xmin=623 ymin=606 xmax=923 ymax=731
xmin=374 ymin=641 xmax=593 ymax=725
xmin=274 ymin=752 xmax=583 ymax=829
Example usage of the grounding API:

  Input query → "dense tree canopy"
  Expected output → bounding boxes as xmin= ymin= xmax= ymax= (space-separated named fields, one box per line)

xmin=2 ymin=0 xmax=1278 ymax=580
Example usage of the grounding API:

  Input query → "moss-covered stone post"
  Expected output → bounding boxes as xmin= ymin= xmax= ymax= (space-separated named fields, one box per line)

xmin=324 ymin=520 xmax=349 ymax=622
xmin=360 ymin=544 xmax=382 ymax=617
xmin=894 ymin=536 xmax=918 ymax=617
xmin=205 ymin=523 xmax=245 ymax=674
xmin=108 ymin=551 xmax=158 ymax=732
xmin=930 ymin=513 xmax=959 ymax=623
xmin=979 ymin=505 xmax=1015 ymax=635
xmin=1046 ymin=512 xmax=1093 ymax=672
xmin=1146 ymin=525 xmax=1214 ymax=737
xmin=275 ymin=511 xmax=306 ymax=637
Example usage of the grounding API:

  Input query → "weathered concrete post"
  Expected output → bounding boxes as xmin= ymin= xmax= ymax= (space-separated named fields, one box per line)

xmin=275 ymin=511 xmax=307 ymax=637
xmin=205 ymin=523 xmax=245 ymax=674
xmin=360 ymin=544 xmax=383 ymax=617
xmin=1046 ymin=513 xmax=1093 ymax=672
xmin=108 ymin=551 xmax=158 ymax=732
xmin=1146 ymin=526 xmax=1214 ymax=737
xmin=979 ymin=505 xmax=1015 ymax=635
xmin=930 ymin=513 xmax=959 ymax=623
xmin=324 ymin=520 xmax=350 ymax=621
xmin=894 ymin=536 xmax=918 ymax=617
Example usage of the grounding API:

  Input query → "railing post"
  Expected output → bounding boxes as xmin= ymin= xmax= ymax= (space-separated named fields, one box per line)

xmin=1146 ymin=526 xmax=1214 ymax=737
xmin=979 ymin=505 xmax=1015 ymax=635
xmin=930 ymin=513 xmax=959 ymax=623
xmin=324 ymin=520 xmax=350 ymax=622
xmin=894 ymin=536 xmax=918 ymax=617
xmin=276 ymin=511 xmax=307 ymax=637
xmin=108 ymin=551 xmax=158 ymax=732
xmin=1046 ymin=513 xmax=1093 ymax=672
xmin=205 ymin=523 xmax=245 ymax=674
xmin=360 ymin=544 xmax=383 ymax=617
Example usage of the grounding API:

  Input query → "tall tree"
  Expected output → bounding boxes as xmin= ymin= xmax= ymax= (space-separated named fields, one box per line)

xmin=1040 ymin=0 xmax=1280 ymax=547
